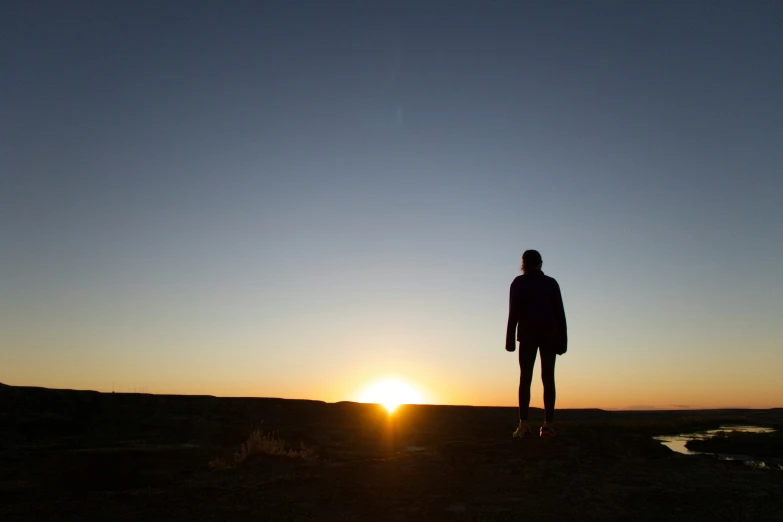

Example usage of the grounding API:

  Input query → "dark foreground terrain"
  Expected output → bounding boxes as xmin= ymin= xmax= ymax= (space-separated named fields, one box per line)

xmin=1 ymin=383 xmax=781 ymax=521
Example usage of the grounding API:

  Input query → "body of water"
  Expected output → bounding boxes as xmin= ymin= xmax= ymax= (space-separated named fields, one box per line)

xmin=654 ymin=425 xmax=779 ymax=470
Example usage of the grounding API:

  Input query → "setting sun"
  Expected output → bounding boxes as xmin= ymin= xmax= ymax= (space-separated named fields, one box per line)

xmin=358 ymin=378 xmax=424 ymax=414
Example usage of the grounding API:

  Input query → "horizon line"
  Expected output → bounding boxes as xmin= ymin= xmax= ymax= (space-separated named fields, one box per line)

xmin=2 ymin=382 xmax=780 ymax=411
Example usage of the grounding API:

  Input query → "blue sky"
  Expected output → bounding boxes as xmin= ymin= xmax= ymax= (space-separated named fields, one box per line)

xmin=2 ymin=1 xmax=782 ymax=408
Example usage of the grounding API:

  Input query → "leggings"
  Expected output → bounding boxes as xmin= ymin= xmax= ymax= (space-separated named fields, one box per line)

xmin=518 ymin=342 xmax=556 ymax=423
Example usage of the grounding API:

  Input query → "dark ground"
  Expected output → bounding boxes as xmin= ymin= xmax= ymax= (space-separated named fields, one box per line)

xmin=1 ymin=383 xmax=781 ymax=521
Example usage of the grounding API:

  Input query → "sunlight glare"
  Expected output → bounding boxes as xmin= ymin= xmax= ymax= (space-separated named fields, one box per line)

xmin=359 ymin=378 xmax=423 ymax=414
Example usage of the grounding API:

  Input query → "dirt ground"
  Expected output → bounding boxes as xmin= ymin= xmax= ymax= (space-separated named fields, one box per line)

xmin=1 ymin=383 xmax=781 ymax=521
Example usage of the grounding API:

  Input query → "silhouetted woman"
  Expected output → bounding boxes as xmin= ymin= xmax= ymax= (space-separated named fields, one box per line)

xmin=505 ymin=250 xmax=568 ymax=438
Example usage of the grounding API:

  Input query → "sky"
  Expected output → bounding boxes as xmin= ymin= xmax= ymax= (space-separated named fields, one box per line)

xmin=2 ymin=1 xmax=782 ymax=410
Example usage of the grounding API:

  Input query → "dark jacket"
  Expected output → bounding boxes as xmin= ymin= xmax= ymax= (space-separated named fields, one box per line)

xmin=506 ymin=270 xmax=567 ymax=353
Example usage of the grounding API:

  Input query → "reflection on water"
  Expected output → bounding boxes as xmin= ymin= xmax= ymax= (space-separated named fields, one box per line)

xmin=654 ymin=425 xmax=778 ymax=469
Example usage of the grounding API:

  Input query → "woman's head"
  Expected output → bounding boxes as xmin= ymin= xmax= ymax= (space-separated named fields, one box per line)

xmin=521 ymin=250 xmax=543 ymax=272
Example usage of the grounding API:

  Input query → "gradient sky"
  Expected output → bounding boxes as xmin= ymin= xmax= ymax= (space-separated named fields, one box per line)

xmin=2 ymin=1 xmax=782 ymax=409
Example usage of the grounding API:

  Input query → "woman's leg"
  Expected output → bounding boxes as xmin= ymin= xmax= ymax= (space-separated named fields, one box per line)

xmin=540 ymin=348 xmax=557 ymax=423
xmin=518 ymin=342 xmax=538 ymax=422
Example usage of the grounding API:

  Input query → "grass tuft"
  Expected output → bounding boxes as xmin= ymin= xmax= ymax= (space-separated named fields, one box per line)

xmin=208 ymin=457 xmax=231 ymax=469
xmin=209 ymin=428 xmax=316 ymax=469
xmin=234 ymin=428 xmax=315 ymax=462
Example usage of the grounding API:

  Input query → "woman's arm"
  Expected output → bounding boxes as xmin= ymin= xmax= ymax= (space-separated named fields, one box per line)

xmin=553 ymin=281 xmax=568 ymax=354
xmin=506 ymin=280 xmax=518 ymax=352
